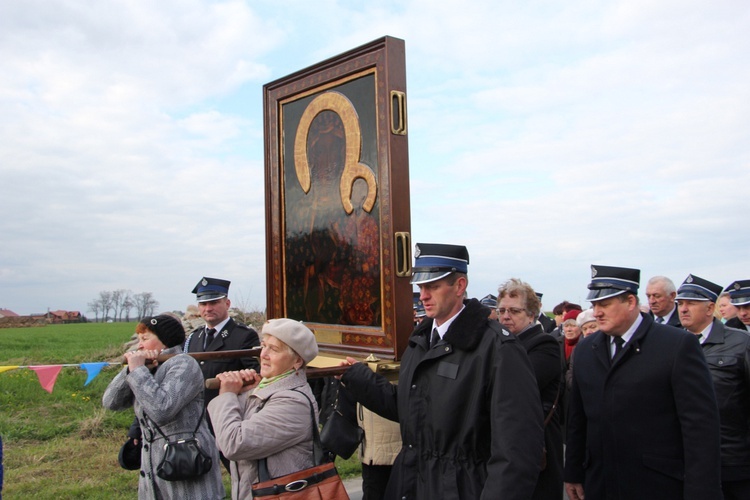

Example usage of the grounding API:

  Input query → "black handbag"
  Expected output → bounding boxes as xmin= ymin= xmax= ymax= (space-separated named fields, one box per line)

xmin=319 ymin=386 xmax=363 ymax=459
xmin=146 ymin=406 xmax=213 ymax=481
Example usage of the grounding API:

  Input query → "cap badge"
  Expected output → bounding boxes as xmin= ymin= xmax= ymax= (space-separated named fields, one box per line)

xmin=591 ymin=267 xmax=598 ymax=278
xmin=414 ymin=246 xmax=421 ymax=258
xmin=686 ymin=275 xmax=694 ymax=283
xmin=201 ymin=278 xmax=208 ymax=286
xmin=735 ymin=283 xmax=742 ymax=290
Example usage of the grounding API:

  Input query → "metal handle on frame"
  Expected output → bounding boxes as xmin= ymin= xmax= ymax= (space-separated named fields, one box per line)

xmin=390 ymin=90 xmax=407 ymax=135
xmin=395 ymin=232 xmax=411 ymax=277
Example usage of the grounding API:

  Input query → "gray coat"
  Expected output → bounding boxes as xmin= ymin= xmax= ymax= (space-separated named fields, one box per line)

xmin=208 ymin=371 xmax=317 ymax=500
xmin=103 ymin=346 xmax=225 ymax=500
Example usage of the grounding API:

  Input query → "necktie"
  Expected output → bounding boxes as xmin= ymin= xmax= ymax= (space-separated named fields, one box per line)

xmin=204 ymin=328 xmax=216 ymax=350
xmin=430 ymin=328 xmax=440 ymax=348
xmin=656 ymin=316 xmax=664 ymax=324
xmin=612 ymin=336 xmax=624 ymax=359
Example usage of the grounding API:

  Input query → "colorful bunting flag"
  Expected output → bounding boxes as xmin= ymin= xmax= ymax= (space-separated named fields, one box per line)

xmin=81 ymin=362 xmax=108 ymax=386
xmin=29 ymin=365 xmax=64 ymax=393
xmin=0 ymin=362 xmax=115 ymax=393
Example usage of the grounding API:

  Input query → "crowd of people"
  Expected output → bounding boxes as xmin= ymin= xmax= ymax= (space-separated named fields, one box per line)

xmin=100 ymin=251 xmax=750 ymax=499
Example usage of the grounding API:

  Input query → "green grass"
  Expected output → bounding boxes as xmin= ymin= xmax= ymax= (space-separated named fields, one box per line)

xmin=0 ymin=323 xmax=361 ymax=499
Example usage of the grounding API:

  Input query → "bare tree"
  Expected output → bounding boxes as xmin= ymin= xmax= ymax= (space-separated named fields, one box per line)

xmin=87 ymin=300 xmax=101 ymax=323
xmin=98 ymin=291 xmax=113 ymax=322
xmin=133 ymin=292 xmax=159 ymax=320
xmin=122 ymin=293 xmax=134 ymax=322
xmin=111 ymin=289 xmax=123 ymax=322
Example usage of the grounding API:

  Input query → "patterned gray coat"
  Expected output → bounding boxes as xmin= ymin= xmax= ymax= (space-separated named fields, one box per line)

xmin=208 ymin=372 xmax=317 ymax=500
xmin=103 ymin=346 xmax=225 ymax=499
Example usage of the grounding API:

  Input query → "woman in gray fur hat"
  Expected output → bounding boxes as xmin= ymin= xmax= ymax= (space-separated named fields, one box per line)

xmin=103 ymin=314 xmax=224 ymax=499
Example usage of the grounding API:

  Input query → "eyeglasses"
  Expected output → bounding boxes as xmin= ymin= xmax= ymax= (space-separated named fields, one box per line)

xmin=496 ymin=307 xmax=527 ymax=316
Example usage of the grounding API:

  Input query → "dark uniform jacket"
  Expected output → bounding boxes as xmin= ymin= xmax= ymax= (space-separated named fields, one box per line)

xmin=516 ymin=323 xmax=564 ymax=500
xmin=184 ymin=318 xmax=260 ymax=404
xmin=565 ymin=313 xmax=722 ymax=499
xmin=702 ymin=318 xmax=750 ymax=481
xmin=342 ymin=298 xmax=544 ymax=500
xmin=726 ymin=316 xmax=749 ymax=332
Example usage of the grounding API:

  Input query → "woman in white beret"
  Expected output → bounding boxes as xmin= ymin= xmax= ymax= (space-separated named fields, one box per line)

xmin=208 ymin=318 xmax=319 ymax=500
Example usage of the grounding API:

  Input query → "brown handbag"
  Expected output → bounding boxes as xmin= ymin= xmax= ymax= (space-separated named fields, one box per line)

xmin=251 ymin=389 xmax=349 ymax=499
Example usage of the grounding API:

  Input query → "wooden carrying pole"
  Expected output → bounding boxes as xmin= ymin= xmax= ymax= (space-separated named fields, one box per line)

xmin=135 ymin=347 xmax=350 ymax=389
xmin=203 ymin=364 xmax=351 ymax=389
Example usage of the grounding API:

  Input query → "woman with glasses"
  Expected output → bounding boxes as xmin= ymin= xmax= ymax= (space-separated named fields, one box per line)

xmin=498 ymin=279 xmax=564 ymax=500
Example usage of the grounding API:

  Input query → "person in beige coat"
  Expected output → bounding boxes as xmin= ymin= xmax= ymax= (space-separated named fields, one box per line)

xmin=208 ymin=318 xmax=320 ymax=500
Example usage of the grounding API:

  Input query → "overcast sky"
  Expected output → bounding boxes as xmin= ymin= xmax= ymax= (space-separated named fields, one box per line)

xmin=1 ymin=0 xmax=748 ymax=317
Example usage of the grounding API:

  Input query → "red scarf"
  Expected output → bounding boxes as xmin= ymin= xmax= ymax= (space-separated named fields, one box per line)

xmin=564 ymin=335 xmax=580 ymax=361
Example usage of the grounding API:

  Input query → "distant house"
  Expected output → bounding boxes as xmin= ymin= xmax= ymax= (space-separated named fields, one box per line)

xmin=48 ymin=310 xmax=82 ymax=323
xmin=0 ymin=309 xmax=19 ymax=318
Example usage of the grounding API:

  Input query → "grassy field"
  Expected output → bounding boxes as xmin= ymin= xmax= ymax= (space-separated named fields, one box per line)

xmin=0 ymin=323 xmax=361 ymax=499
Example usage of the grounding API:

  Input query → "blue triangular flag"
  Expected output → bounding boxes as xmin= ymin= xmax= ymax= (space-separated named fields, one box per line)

xmin=81 ymin=362 xmax=109 ymax=386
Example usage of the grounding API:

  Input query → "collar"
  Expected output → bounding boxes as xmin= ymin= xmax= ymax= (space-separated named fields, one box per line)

xmin=432 ymin=304 xmax=466 ymax=340
xmin=207 ymin=317 xmax=231 ymax=333
xmin=660 ymin=305 xmax=677 ymax=323
xmin=612 ymin=312 xmax=644 ymax=345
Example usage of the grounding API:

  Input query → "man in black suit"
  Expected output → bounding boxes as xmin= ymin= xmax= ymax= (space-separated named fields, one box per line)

xmin=185 ymin=277 xmax=260 ymax=470
xmin=646 ymin=275 xmax=681 ymax=327
xmin=677 ymin=274 xmax=750 ymax=499
xmin=564 ymin=265 xmax=722 ymax=500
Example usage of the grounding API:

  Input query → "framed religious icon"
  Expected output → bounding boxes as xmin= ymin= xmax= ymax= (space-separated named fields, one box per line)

xmin=263 ymin=36 xmax=413 ymax=360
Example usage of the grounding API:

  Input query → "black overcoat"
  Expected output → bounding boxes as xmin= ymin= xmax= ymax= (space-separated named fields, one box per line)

xmin=702 ymin=318 xmax=750 ymax=481
xmin=516 ymin=324 xmax=564 ymax=500
xmin=342 ymin=298 xmax=544 ymax=500
xmin=565 ymin=313 xmax=722 ymax=499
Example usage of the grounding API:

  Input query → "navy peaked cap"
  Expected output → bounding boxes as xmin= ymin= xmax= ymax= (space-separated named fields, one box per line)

xmin=586 ymin=265 xmax=640 ymax=302
xmin=725 ymin=280 xmax=750 ymax=306
xmin=676 ymin=274 xmax=722 ymax=302
xmin=192 ymin=277 xmax=230 ymax=303
xmin=411 ymin=243 xmax=470 ymax=285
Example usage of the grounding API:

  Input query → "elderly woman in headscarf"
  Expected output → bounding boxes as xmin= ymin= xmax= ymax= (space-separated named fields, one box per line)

xmin=208 ymin=318 xmax=319 ymax=500
xmin=103 ymin=314 xmax=224 ymax=499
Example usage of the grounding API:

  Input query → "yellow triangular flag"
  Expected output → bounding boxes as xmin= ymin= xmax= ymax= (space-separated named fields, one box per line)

xmin=0 ymin=366 xmax=20 ymax=374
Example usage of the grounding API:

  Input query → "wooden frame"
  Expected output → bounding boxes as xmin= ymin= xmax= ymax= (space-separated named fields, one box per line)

xmin=263 ymin=36 xmax=412 ymax=360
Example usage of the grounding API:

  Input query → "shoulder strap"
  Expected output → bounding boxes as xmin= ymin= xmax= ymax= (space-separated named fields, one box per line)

xmin=145 ymin=403 xmax=205 ymax=441
xmin=257 ymin=388 xmax=322 ymax=482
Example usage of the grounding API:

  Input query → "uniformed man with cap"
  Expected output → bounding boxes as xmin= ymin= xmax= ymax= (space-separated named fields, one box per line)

xmin=340 ymin=243 xmax=544 ymax=500
xmin=564 ymin=265 xmax=721 ymax=500
xmin=185 ymin=277 xmax=260 ymax=402
xmin=185 ymin=277 xmax=260 ymax=470
xmin=676 ymin=274 xmax=750 ymax=499
xmin=726 ymin=280 xmax=750 ymax=331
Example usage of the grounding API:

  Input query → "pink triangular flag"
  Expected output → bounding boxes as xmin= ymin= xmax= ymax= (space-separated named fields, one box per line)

xmin=29 ymin=365 xmax=63 ymax=393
